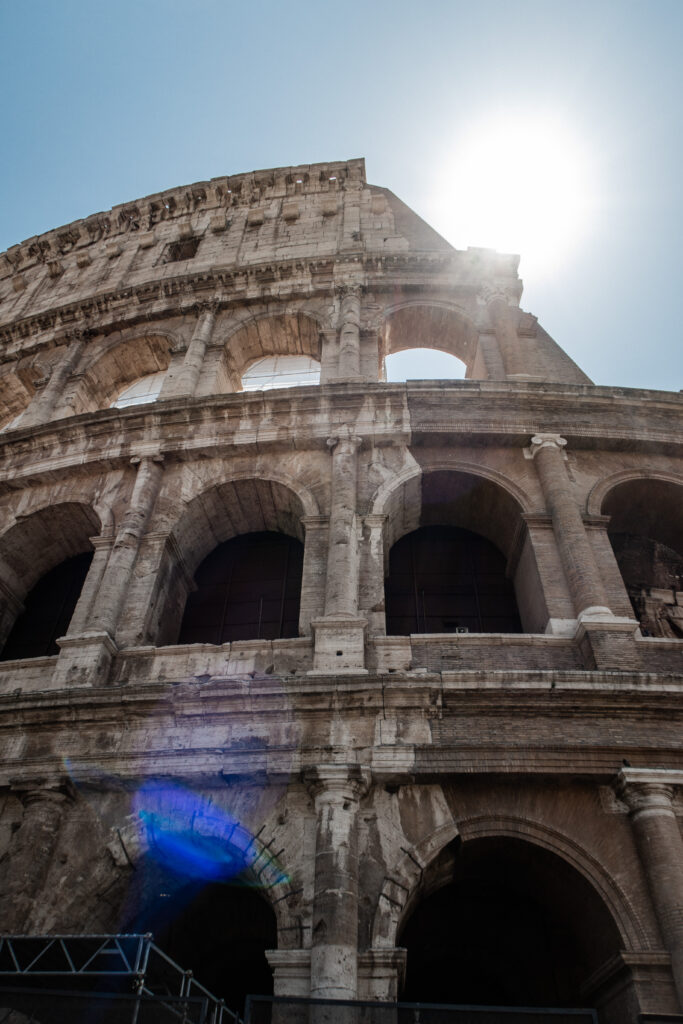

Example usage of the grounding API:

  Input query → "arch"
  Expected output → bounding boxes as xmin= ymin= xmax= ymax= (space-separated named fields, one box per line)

xmin=381 ymin=301 xmax=479 ymax=373
xmin=0 ymin=502 xmax=100 ymax=652
xmin=222 ymin=310 xmax=325 ymax=386
xmin=0 ymin=502 xmax=101 ymax=600
xmin=587 ymin=468 xmax=683 ymax=521
xmin=594 ymin=474 xmax=683 ymax=637
xmin=371 ymin=813 xmax=646 ymax=957
xmin=103 ymin=790 xmax=297 ymax=1014
xmin=152 ymin=476 xmax=313 ymax=646
xmin=372 ymin=464 xmax=530 ymax=560
xmin=68 ymin=332 xmax=176 ymax=414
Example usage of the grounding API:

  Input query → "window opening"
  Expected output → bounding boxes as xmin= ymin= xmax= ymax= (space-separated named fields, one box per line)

xmin=164 ymin=237 xmax=201 ymax=262
xmin=241 ymin=355 xmax=320 ymax=392
xmin=112 ymin=370 xmax=166 ymax=409
xmin=177 ymin=532 xmax=303 ymax=645
xmin=1 ymin=551 xmax=93 ymax=660
xmin=385 ymin=525 xmax=521 ymax=635
xmin=385 ymin=348 xmax=466 ymax=382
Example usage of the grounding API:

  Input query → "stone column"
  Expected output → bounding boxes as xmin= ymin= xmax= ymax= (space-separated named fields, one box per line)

xmin=299 ymin=516 xmax=329 ymax=637
xmin=305 ymin=765 xmax=369 ymax=1001
xmin=616 ymin=768 xmax=683 ymax=1009
xmin=55 ymin=455 xmax=164 ymax=686
xmin=64 ymin=534 xmax=114 ymax=636
xmin=337 ymin=286 xmax=362 ymax=380
xmin=529 ymin=434 xmax=610 ymax=619
xmin=160 ymin=301 xmax=217 ymax=399
xmin=310 ymin=431 xmax=367 ymax=672
xmin=324 ymin=430 xmax=362 ymax=618
xmin=90 ymin=455 xmax=165 ymax=637
xmin=0 ymin=785 xmax=69 ymax=931
xmin=485 ymin=290 xmax=525 ymax=378
xmin=20 ymin=329 xmax=87 ymax=427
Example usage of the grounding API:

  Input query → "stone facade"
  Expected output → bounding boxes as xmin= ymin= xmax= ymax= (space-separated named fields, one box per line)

xmin=0 ymin=158 xmax=681 ymax=1021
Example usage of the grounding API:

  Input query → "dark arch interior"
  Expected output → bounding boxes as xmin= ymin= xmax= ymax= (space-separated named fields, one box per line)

xmin=124 ymin=863 xmax=276 ymax=1015
xmin=385 ymin=526 xmax=522 ymax=635
xmin=603 ymin=480 xmax=683 ymax=637
xmin=0 ymin=551 xmax=93 ymax=660
xmin=398 ymin=837 xmax=621 ymax=1011
xmin=177 ymin=531 xmax=304 ymax=645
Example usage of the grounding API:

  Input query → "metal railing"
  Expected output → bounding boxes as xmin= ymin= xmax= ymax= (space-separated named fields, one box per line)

xmin=0 ymin=934 xmax=241 ymax=1024
xmin=243 ymin=996 xmax=599 ymax=1024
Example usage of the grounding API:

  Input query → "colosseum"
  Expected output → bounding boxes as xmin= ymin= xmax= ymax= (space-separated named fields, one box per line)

xmin=0 ymin=158 xmax=681 ymax=1023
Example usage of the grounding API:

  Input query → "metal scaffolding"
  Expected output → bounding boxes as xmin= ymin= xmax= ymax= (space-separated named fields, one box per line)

xmin=0 ymin=933 xmax=239 ymax=1023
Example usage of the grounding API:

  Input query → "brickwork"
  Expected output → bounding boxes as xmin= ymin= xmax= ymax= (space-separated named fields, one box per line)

xmin=0 ymin=159 xmax=681 ymax=1022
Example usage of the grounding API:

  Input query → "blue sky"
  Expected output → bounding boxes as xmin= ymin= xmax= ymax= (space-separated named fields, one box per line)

xmin=1 ymin=0 xmax=681 ymax=390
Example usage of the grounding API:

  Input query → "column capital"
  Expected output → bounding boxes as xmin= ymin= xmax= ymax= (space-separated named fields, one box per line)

xmin=480 ymin=284 xmax=517 ymax=306
xmin=10 ymin=779 xmax=72 ymax=808
xmin=303 ymin=763 xmax=370 ymax=805
xmin=327 ymin=430 xmax=362 ymax=455
xmin=337 ymin=283 xmax=364 ymax=300
xmin=130 ymin=452 xmax=165 ymax=467
xmin=193 ymin=297 xmax=221 ymax=318
xmin=529 ymin=433 xmax=568 ymax=458
xmin=615 ymin=768 xmax=683 ymax=817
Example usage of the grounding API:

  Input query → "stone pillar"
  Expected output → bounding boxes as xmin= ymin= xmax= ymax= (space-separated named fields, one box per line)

xmin=616 ymin=768 xmax=683 ymax=1010
xmin=64 ymin=534 xmax=114 ymax=636
xmin=324 ymin=431 xmax=361 ymax=618
xmin=160 ymin=302 xmax=217 ymax=399
xmin=20 ymin=330 xmax=87 ymax=427
xmin=299 ymin=516 xmax=329 ymax=637
xmin=359 ymin=514 xmax=387 ymax=636
xmin=90 ymin=455 xmax=165 ymax=636
xmin=54 ymin=455 xmax=164 ymax=686
xmin=305 ymin=765 xmax=369 ymax=1001
xmin=310 ymin=430 xmax=367 ymax=672
xmin=528 ymin=435 xmax=639 ymax=667
xmin=529 ymin=434 xmax=610 ymax=619
xmin=337 ymin=286 xmax=362 ymax=380
xmin=486 ymin=291 xmax=525 ymax=378
xmin=0 ymin=784 xmax=69 ymax=931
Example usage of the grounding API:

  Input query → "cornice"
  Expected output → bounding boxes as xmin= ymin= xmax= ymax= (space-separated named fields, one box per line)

xmin=0 ymin=382 xmax=681 ymax=488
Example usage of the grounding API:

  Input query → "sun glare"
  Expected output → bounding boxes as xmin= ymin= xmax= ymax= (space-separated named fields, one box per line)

xmin=429 ymin=113 xmax=597 ymax=277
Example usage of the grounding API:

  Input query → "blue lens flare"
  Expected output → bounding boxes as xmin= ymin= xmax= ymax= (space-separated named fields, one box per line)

xmin=133 ymin=782 xmax=288 ymax=887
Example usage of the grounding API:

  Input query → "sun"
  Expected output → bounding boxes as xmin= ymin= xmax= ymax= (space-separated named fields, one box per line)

xmin=428 ymin=112 xmax=597 ymax=278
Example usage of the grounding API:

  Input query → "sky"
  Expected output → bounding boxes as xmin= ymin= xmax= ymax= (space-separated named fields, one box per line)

xmin=1 ymin=0 xmax=681 ymax=391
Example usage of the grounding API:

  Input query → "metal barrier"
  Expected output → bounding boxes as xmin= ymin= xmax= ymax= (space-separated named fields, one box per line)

xmin=243 ymin=996 xmax=599 ymax=1024
xmin=0 ymin=935 xmax=240 ymax=1024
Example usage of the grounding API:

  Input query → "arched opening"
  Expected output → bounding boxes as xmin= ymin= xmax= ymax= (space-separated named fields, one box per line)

xmin=382 ymin=305 xmax=478 ymax=379
xmin=0 ymin=552 xmax=92 ymax=660
xmin=116 ymin=783 xmax=279 ymax=1015
xmin=0 ymin=502 xmax=100 ymax=655
xmin=386 ymin=526 xmax=521 ymax=634
xmin=382 ymin=471 xmax=527 ymax=634
xmin=151 ymin=478 xmax=308 ymax=648
xmin=384 ymin=348 xmax=466 ymax=382
xmin=602 ymin=479 xmax=683 ymax=637
xmin=126 ymin=871 xmax=276 ymax=1015
xmin=177 ymin=531 xmax=304 ymax=644
xmin=399 ymin=836 xmax=622 ymax=1015
xmin=241 ymin=354 xmax=321 ymax=391
xmin=66 ymin=334 xmax=173 ymax=415
xmin=111 ymin=369 xmax=167 ymax=408
xmin=224 ymin=313 xmax=322 ymax=392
